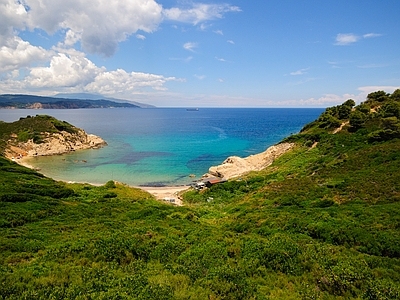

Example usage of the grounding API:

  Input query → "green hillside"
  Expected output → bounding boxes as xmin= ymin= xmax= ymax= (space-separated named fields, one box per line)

xmin=1 ymin=91 xmax=400 ymax=299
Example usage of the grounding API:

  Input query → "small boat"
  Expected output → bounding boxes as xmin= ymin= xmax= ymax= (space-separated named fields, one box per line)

xmin=186 ymin=108 xmax=199 ymax=111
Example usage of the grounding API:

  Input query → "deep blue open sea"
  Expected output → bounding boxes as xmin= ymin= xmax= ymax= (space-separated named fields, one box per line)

xmin=0 ymin=108 xmax=323 ymax=186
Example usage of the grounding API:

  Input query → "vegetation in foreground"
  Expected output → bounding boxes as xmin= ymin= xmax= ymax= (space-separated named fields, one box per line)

xmin=1 ymin=90 xmax=400 ymax=299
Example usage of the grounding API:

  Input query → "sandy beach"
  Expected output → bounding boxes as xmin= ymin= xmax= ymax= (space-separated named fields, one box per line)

xmin=11 ymin=142 xmax=294 ymax=206
xmin=15 ymin=155 xmax=191 ymax=205
xmin=139 ymin=186 xmax=190 ymax=206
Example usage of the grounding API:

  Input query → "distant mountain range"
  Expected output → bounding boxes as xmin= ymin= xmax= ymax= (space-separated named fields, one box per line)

xmin=0 ymin=93 xmax=155 ymax=109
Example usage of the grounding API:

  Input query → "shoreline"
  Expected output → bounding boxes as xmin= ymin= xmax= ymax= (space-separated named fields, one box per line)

xmin=13 ymin=155 xmax=190 ymax=205
xmin=139 ymin=185 xmax=190 ymax=206
xmin=11 ymin=141 xmax=294 ymax=206
xmin=11 ymin=142 xmax=295 ymax=205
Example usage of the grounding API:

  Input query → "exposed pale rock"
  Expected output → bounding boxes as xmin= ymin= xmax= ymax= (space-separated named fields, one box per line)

xmin=206 ymin=142 xmax=294 ymax=180
xmin=5 ymin=129 xmax=107 ymax=159
xmin=27 ymin=102 xmax=43 ymax=109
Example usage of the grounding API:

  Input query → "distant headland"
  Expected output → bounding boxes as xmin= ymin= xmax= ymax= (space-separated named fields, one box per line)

xmin=0 ymin=93 xmax=154 ymax=109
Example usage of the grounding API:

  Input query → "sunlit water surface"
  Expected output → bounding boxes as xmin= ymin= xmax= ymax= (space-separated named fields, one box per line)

xmin=0 ymin=108 xmax=323 ymax=186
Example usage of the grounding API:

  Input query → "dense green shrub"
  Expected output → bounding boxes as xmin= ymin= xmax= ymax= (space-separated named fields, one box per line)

xmin=17 ymin=130 xmax=30 ymax=142
xmin=363 ymin=279 xmax=400 ymax=299
xmin=379 ymin=100 xmax=400 ymax=118
xmin=104 ymin=180 xmax=117 ymax=189
xmin=390 ymin=89 xmax=400 ymax=102
xmin=349 ymin=110 xmax=367 ymax=130
xmin=0 ymin=193 xmax=39 ymax=202
xmin=318 ymin=112 xmax=341 ymax=129
xmin=356 ymin=103 xmax=371 ymax=114
xmin=368 ymin=129 xmax=400 ymax=142
xmin=103 ymin=192 xmax=117 ymax=199
xmin=367 ymin=90 xmax=389 ymax=103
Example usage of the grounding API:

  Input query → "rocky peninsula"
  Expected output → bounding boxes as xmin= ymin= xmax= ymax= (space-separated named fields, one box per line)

xmin=204 ymin=142 xmax=294 ymax=180
xmin=1 ymin=115 xmax=106 ymax=160
xmin=5 ymin=130 xmax=106 ymax=160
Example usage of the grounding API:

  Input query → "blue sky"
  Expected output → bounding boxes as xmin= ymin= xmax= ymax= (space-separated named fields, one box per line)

xmin=0 ymin=0 xmax=399 ymax=107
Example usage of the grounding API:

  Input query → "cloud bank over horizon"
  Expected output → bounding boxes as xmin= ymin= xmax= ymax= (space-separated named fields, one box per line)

xmin=0 ymin=0 xmax=229 ymax=100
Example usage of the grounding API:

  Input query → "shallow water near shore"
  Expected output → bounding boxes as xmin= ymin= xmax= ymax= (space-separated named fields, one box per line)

xmin=1 ymin=108 xmax=323 ymax=186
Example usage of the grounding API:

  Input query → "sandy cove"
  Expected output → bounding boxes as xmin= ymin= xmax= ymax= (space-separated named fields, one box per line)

xmin=144 ymin=142 xmax=295 ymax=205
xmin=139 ymin=186 xmax=190 ymax=206
xmin=9 ymin=139 xmax=294 ymax=206
xmin=1 ymin=89 xmax=293 ymax=208
xmin=143 ymin=142 xmax=294 ymax=204
xmin=13 ymin=154 xmax=190 ymax=206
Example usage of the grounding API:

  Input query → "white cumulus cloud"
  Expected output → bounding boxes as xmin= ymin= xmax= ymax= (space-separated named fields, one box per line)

xmin=16 ymin=0 xmax=163 ymax=56
xmin=0 ymin=36 xmax=49 ymax=72
xmin=62 ymin=30 xmax=82 ymax=47
xmin=0 ymin=0 xmax=242 ymax=103
xmin=0 ymin=49 xmax=182 ymax=96
xmin=28 ymin=51 xmax=102 ymax=88
xmin=0 ymin=0 xmax=28 ymax=38
xmin=86 ymin=69 xmax=180 ymax=94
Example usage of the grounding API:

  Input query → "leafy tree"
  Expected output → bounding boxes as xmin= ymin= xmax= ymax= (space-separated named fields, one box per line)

xmin=356 ymin=103 xmax=371 ymax=114
xmin=380 ymin=101 xmax=400 ymax=118
xmin=317 ymin=110 xmax=341 ymax=129
xmin=338 ymin=104 xmax=352 ymax=119
xmin=349 ymin=110 xmax=367 ymax=130
xmin=343 ymin=99 xmax=356 ymax=108
xmin=367 ymin=90 xmax=389 ymax=103
xmin=390 ymin=89 xmax=400 ymax=101
xmin=381 ymin=117 xmax=400 ymax=131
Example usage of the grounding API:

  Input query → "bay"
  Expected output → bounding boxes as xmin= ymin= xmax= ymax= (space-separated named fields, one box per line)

xmin=0 ymin=108 xmax=323 ymax=186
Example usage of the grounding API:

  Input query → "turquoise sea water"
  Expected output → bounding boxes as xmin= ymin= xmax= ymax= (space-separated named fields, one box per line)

xmin=0 ymin=108 xmax=323 ymax=186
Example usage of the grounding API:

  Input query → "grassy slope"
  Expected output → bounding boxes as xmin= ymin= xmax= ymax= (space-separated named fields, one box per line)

xmin=1 ymin=92 xmax=400 ymax=299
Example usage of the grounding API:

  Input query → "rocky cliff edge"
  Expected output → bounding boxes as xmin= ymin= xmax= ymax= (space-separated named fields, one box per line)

xmin=205 ymin=142 xmax=294 ymax=180
xmin=5 ymin=129 xmax=107 ymax=159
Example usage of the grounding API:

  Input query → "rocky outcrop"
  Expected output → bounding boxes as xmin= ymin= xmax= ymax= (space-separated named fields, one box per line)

xmin=205 ymin=142 xmax=294 ymax=180
xmin=5 ymin=129 xmax=107 ymax=159
xmin=27 ymin=102 xmax=44 ymax=109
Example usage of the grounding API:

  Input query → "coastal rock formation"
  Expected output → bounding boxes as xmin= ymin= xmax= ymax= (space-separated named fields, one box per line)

xmin=205 ymin=142 xmax=294 ymax=180
xmin=5 ymin=129 xmax=107 ymax=159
